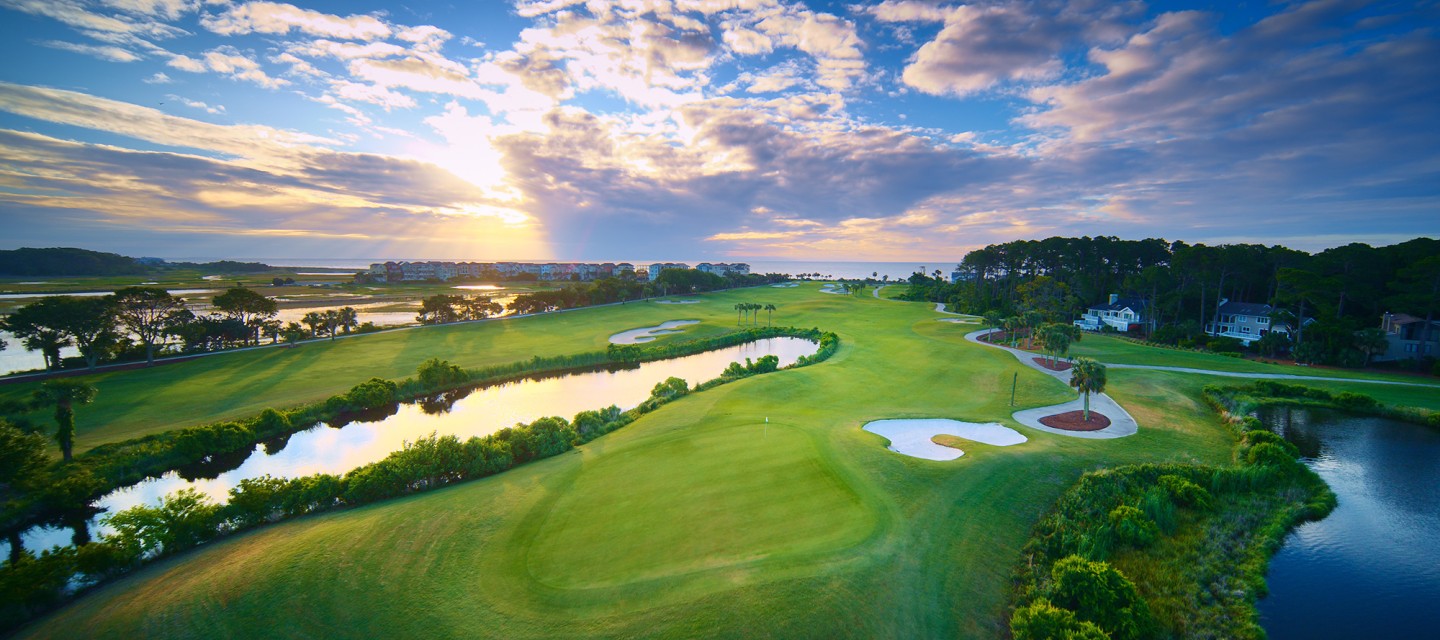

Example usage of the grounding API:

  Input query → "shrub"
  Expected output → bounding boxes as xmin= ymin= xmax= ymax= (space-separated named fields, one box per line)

xmin=1011 ymin=599 xmax=1109 ymax=640
xmin=1245 ymin=442 xmax=1297 ymax=467
xmin=346 ymin=377 xmax=399 ymax=409
xmin=417 ymin=358 xmax=468 ymax=388
xmin=1109 ymin=505 xmax=1159 ymax=548
xmin=1049 ymin=555 xmax=1154 ymax=640
xmin=1158 ymin=474 xmax=1213 ymax=511
xmin=1242 ymin=430 xmax=1299 ymax=457
xmin=1334 ymin=391 xmax=1378 ymax=410
xmin=650 ymin=376 xmax=689 ymax=400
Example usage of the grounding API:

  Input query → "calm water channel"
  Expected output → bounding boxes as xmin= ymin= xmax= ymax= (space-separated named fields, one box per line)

xmin=1257 ymin=406 xmax=1440 ymax=638
xmin=2 ymin=337 xmax=817 ymax=559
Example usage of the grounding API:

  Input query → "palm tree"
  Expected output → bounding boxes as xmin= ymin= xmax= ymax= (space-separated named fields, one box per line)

xmin=33 ymin=379 xmax=98 ymax=462
xmin=982 ymin=311 xmax=1003 ymax=333
xmin=749 ymin=303 xmax=762 ymax=325
xmin=735 ymin=303 xmax=744 ymax=325
xmin=339 ymin=307 xmax=360 ymax=334
xmin=764 ymin=303 xmax=776 ymax=326
xmin=1022 ymin=310 xmax=1045 ymax=349
xmin=324 ymin=309 xmax=342 ymax=340
xmin=301 ymin=311 xmax=325 ymax=337
xmin=1353 ymin=327 xmax=1388 ymax=367
xmin=1002 ymin=316 xmax=1021 ymax=347
xmin=1068 ymin=357 xmax=1107 ymax=422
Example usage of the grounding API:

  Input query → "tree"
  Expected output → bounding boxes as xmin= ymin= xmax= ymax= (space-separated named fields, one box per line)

xmin=211 ymin=287 xmax=277 ymax=345
xmin=1022 ymin=310 xmax=1045 ymax=348
xmin=1254 ymin=330 xmax=1291 ymax=358
xmin=301 ymin=311 xmax=325 ymax=337
xmin=1002 ymin=316 xmax=1022 ymax=347
xmin=1068 ymin=357 xmax=1107 ymax=422
xmin=765 ymin=303 xmax=776 ymax=326
xmin=281 ymin=322 xmax=307 ymax=346
xmin=1040 ymin=323 xmax=1072 ymax=367
xmin=1 ymin=298 xmax=73 ymax=370
xmin=1353 ymin=327 xmax=1388 ymax=367
xmin=338 ymin=306 xmax=360 ymax=333
xmin=112 ymin=287 xmax=188 ymax=364
xmin=1048 ymin=555 xmax=1153 ymax=640
xmin=50 ymin=296 xmax=121 ymax=370
xmin=1011 ymin=599 xmax=1108 ymax=640
xmin=0 ymin=420 xmax=49 ymax=490
xmin=982 ymin=311 xmax=1003 ymax=333
xmin=323 ymin=309 xmax=342 ymax=340
xmin=33 ymin=379 xmax=98 ymax=462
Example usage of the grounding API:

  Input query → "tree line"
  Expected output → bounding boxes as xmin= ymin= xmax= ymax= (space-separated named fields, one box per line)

xmin=899 ymin=236 xmax=1440 ymax=368
xmin=0 ymin=286 xmax=374 ymax=374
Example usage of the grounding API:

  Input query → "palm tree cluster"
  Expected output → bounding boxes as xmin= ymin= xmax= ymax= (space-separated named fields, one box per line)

xmin=734 ymin=303 xmax=778 ymax=326
xmin=301 ymin=306 xmax=361 ymax=339
xmin=1068 ymin=357 xmax=1108 ymax=422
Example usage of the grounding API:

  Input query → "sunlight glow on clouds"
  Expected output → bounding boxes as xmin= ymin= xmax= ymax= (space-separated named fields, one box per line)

xmin=0 ymin=0 xmax=1436 ymax=260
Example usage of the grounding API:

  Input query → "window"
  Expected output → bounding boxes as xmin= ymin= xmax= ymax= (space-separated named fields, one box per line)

xmin=1259 ymin=317 xmax=1269 ymax=325
xmin=1406 ymin=344 xmax=1417 ymax=353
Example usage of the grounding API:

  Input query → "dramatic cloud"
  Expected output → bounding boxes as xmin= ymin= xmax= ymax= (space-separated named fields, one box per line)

xmin=0 ymin=0 xmax=1436 ymax=259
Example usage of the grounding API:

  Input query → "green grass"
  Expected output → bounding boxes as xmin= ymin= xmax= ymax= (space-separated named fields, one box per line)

xmin=14 ymin=285 xmax=1437 ymax=638
xmin=1066 ymin=334 xmax=1437 ymax=384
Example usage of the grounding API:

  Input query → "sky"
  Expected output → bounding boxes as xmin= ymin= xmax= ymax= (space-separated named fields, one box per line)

xmin=0 ymin=0 xmax=1436 ymax=262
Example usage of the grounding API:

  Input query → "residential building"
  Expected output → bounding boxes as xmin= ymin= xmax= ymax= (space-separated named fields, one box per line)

xmin=1376 ymin=312 xmax=1440 ymax=361
xmin=1075 ymin=294 xmax=1146 ymax=332
xmin=1204 ymin=299 xmax=1299 ymax=345
xmin=648 ymin=262 xmax=690 ymax=280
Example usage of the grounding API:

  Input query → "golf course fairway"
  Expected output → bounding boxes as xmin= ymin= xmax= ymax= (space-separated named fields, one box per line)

xmin=13 ymin=282 xmax=1434 ymax=638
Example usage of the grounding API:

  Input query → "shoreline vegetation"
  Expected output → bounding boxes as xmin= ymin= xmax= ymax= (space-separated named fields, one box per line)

xmin=1008 ymin=380 xmax=1434 ymax=639
xmin=0 ymin=327 xmax=840 ymax=630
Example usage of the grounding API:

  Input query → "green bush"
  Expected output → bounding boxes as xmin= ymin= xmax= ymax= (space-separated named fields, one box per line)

xmin=1109 ymin=505 xmax=1159 ymax=548
xmin=1011 ymin=599 xmax=1109 ymax=640
xmin=346 ymin=378 xmax=399 ymax=409
xmin=1245 ymin=442 xmax=1297 ymax=467
xmin=417 ymin=358 xmax=468 ymax=389
xmin=1334 ymin=391 xmax=1378 ymax=410
xmin=1049 ymin=555 xmax=1155 ymax=640
xmin=1158 ymin=474 xmax=1213 ymax=511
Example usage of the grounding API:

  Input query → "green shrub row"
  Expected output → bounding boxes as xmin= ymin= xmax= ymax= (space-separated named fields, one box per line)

xmin=1204 ymin=380 xmax=1440 ymax=429
xmin=0 ymin=328 xmax=840 ymax=631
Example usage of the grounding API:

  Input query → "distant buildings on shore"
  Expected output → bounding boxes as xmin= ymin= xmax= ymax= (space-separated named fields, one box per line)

xmin=367 ymin=261 xmax=750 ymax=283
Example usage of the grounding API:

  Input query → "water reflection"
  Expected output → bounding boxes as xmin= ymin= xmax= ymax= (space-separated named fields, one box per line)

xmin=1258 ymin=407 xmax=1440 ymax=639
xmin=0 ymin=338 xmax=816 ymax=558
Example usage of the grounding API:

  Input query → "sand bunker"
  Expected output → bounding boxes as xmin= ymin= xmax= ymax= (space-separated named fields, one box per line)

xmin=770 ymin=283 xmax=800 ymax=288
xmin=938 ymin=318 xmax=978 ymax=324
xmin=819 ymin=284 xmax=848 ymax=295
xmin=863 ymin=419 xmax=1027 ymax=461
xmin=609 ymin=320 xmax=700 ymax=344
xmin=653 ymin=299 xmax=701 ymax=304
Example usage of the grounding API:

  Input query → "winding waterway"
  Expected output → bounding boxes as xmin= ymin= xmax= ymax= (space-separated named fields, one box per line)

xmin=2 ymin=337 xmax=818 ymax=558
xmin=1257 ymin=407 xmax=1440 ymax=638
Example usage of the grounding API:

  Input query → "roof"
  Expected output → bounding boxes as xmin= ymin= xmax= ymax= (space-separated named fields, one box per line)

xmin=1386 ymin=313 xmax=1425 ymax=325
xmin=1217 ymin=301 xmax=1273 ymax=317
xmin=1088 ymin=298 xmax=1146 ymax=312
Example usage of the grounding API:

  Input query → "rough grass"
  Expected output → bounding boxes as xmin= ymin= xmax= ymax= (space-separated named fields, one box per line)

xmin=17 ymin=285 xmax=1432 ymax=639
xmin=1068 ymin=334 xmax=1434 ymax=384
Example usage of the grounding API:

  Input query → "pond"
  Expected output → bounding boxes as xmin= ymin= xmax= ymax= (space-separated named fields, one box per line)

xmin=1257 ymin=407 xmax=1440 ymax=638
xmin=2 ymin=337 xmax=818 ymax=559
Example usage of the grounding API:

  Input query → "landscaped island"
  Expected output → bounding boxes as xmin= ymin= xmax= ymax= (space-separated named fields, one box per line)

xmin=2 ymin=280 xmax=1436 ymax=638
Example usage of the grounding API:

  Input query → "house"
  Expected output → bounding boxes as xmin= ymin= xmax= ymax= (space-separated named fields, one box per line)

xmin=647 ymin=262 xmax=689 ymax=280
xmin=1075 ymin=294 xmax=1145 ymax=332
xmin=1376 ymin=312 xmax=1440 ymax=362
xmin=1204 ymin=299 xmax=1305 ymax=345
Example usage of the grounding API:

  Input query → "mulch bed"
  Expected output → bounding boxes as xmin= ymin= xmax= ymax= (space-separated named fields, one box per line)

xmin=1038 ymin=410 xmax=1111 ymax=431
xmin=1031 ymin=357 xmax=1072 ymax=371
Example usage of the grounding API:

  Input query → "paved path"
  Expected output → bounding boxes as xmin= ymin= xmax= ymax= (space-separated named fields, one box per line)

xmin=1105 ymin=363 xmax=1440 ymax=388
xmin=964 ymin=328 xmax=1139 ymax=439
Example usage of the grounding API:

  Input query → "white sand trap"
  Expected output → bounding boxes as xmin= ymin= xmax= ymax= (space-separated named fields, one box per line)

xmin=609 ymin=320 xmax=700 ymax=344
xmin=654 ymin=299 xmax=701 ymax=304
xmin=863 ymin=419 xmax=1027 ymax=461
xmin=819 ymin=284 xmax=848 ymax=295
xmin=938 ymin=318 xmax=978 ymax=324
xmin=770 ymin=283 xmax=800 ymax=288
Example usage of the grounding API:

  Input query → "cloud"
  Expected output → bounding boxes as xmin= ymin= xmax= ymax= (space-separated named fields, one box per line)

xmin=897 ymin=1 xmax=1142 ymax=96
xmin=201 ymin=2 xmax=392 ymax=41
xmin=0 ymin=0 xmax=188 ymax=40
xmin=41 ymin=40 xmax=142 ymax=62
xmin=864 ymin=1 xmax=951 ymax=23
xmin=202 ymin=46 xmax=289 ymax=88
xmin=143 ymin=71 xmax=172 ymax=83
xmin=166 ymin=94 xmax=225 ymax=114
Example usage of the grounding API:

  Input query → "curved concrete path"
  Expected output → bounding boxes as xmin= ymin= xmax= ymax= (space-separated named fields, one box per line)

xmin=1105 ymin=363 xmax=1440 ymax=388
xmin=964 ymin=329 xmax=1140 ymax=439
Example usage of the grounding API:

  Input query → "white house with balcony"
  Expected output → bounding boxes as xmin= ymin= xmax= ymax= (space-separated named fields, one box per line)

xmin=1075 ymin=294 xmax=1145 ymax=332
